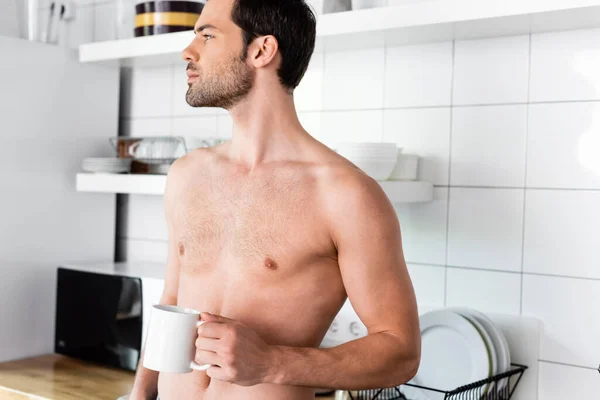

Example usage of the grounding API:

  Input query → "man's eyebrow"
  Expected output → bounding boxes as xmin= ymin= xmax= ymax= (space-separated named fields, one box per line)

xmin=194 ymin=24 xmax=219 ymax=34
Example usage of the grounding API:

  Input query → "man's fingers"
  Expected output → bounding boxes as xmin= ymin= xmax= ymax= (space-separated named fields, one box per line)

xmin=200 ymin=312 xmax=236 ymax=324
xmin=195 ymin=336 xmax=219 ymax=352
xmin=197 ymin=321 xmax=228 ymax=339
xmin=194 ymin=350 xmax=220 ymax=367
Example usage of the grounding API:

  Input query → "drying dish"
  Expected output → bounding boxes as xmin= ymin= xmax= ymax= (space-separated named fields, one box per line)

xmin=448 ymin=307 xmax=511 ymax=394
xmin=403 ymin=310 xmax=491 ymax=400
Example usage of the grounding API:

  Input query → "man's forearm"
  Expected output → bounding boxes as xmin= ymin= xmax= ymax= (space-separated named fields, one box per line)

xmin=267 ymin=332 xmax=419 ymax=390
xmin=130 ymin=351 xmax=159 ymax=400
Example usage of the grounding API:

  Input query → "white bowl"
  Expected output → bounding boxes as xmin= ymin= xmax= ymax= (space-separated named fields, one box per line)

xmin=352 ymin=159 xmax=397 ymax=180
xmin=389 ymin=154 xmax=419 ymax=181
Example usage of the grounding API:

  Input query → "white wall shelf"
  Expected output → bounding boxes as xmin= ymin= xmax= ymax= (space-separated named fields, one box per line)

xmin=76 ymin=173 xmax=434 ymax=203
xmin=80 ymin=0 xmax=600 ymax=66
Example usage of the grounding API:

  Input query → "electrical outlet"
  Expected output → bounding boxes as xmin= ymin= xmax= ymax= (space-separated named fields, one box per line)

xmin=322 ymin=300 xmax=368 ymax=344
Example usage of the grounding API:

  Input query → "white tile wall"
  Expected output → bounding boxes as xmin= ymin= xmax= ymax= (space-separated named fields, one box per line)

xmin=522 ymin=274 xmax=600 ymax=368
xmin=172 ymin=116 xmax=219 ymax=138
xmin=383 ymin=108 xmax=451 ymax=185
xmin=123 ymin=67 xmax=173 ymax=118
xmin=384 ymin=42 xmax=453 ymax=107
xmin=538 ymin=362 xmax=600 ymax=400
xmin=524 ymin=190 xmax=600 ymax=279
xmin=530 ymin=28 xmax=600 ymax=102
xmin=450 ymin=105 xmax=527 ymax=187
xmin=0 ymin=0 xmax=19 ymax=38
xmin=447 ymin=188 xmax=524 ymax=272
xmin=321 ymin=110 xmax=383 ymax=147
xmin=406 ymin=264 xmax=445 ymax=310
xmin=323 ymin=48 xmax=385 ymax=110
xmin=453 ymin=35 xmax=530 ymax=105
xmin=446 ymin=268 xmax=521 ymax=314
xmin=217 ymin=114 xmax=234 ymax=139
xmin=119 ymin=195 xmax=167 ymax=242
xmin=93 ymin=1 xmax=116 ymax=42
xmin=527 ymin=102 xmax=600 ymax=189
xmin=120 ymin=118 xmax=171 ymax=137
xmin=295 ymin=53 xmax=324 ymax=112
xmin=394 ymin=188 xmax=448 ymax=266
xmin=117 ymin=238 xmax=168 ymax=264
xmin=298 ymin=112 xmax=323 ymax=142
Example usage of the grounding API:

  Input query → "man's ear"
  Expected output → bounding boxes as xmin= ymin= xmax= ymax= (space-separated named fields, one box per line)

xmin=247 ymin=35 xmax=279 ymax=68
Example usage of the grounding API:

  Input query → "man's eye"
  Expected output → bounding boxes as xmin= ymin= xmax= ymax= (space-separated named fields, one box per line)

xmin=203 ymin=34 xmax=214 ymax=41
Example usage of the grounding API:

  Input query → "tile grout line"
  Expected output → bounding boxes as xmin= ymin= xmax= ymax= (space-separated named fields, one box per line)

xmin=443 ymin=39 xmax=457 ymax=307
xmin=520 ymin=33 xmax=533 ymax=316
xmin=538 ymin=358 xmax=598 ymax=371
xmin=434 ymin=185 xmax=600 ymax=192
xmin=538 ymin=359 xmax=599 ymax=371
xmin=408 ymin=261 xmax=600 ymax=282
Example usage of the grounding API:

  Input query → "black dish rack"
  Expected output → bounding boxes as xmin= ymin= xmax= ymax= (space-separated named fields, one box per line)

xmin=344 ymin=363 xmax=528 ymax=400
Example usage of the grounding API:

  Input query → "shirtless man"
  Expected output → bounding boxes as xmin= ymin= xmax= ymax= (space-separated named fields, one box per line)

xmin=129 ymin=0 xmax=420 ymax=399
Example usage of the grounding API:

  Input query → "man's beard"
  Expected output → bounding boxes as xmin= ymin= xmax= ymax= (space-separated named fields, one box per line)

xmin=186 ymin=52 xmax=254 ymax=109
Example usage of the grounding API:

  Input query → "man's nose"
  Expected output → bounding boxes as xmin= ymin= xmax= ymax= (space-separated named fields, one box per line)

xmin=182 ymin=42 xmax=199 ymax=63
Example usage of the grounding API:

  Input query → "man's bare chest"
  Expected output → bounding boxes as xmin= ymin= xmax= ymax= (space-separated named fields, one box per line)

xmin=173 ymin=177 xmax=331 ymax=273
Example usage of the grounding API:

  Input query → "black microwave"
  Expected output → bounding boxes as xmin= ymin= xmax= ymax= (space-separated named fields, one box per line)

xmin=54 ymin=263 xmax=164 ymax=371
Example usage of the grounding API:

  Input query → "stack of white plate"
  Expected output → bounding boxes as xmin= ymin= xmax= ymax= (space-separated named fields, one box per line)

xmin=403 ymin=308 xmax=511 ymax=400
xmin=82 ymin=158 xmax=131 ymax=174
xmin=335 ymin=142 xmax=400 ymax=181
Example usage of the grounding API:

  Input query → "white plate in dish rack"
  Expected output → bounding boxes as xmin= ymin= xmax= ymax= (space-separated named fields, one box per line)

xmin=449 ymin=308 xmax=497 ymax=396
xmin=455 ymin=308 xmax=512 ymax=393
xmin=402 ymin=310 xmax=491 ymax=400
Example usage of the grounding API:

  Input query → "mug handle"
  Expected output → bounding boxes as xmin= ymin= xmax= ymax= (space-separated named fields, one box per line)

xmin=191 ymin=320 xmax=212 ymax=371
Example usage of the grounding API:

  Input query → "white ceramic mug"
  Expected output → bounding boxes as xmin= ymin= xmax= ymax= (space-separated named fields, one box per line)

xmin=142 ymin=305 xmax=211 ymax=373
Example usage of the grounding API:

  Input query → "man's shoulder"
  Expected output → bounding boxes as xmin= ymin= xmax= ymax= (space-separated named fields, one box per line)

xmin=165 ymin=146 xmax=224 ymax=194
xmin=314 ymin=156 xmax=390 ymax=210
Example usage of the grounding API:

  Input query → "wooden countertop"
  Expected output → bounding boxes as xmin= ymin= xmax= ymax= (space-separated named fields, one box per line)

xmin=0 ymin=354 xmax=338 ymax=400
xmin=0 ymin=354 xmax=135 ymax=400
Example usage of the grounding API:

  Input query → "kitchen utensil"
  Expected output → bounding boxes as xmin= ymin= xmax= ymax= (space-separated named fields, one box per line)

xmin=44 ymin=1 xmax=61 ymax=43
xmin=404 ymin=310 xmax=491 ymax=400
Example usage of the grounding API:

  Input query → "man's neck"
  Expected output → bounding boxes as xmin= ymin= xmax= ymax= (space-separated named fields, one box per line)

xmin=225 ymin=87 xmax=311 ymax=170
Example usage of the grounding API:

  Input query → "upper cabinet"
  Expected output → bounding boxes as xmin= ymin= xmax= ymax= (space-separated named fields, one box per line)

xmin=80 ymin=0 xmax=600 ymax=67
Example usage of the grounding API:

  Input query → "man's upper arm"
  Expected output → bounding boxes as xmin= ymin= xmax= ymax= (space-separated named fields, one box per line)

xmin=160 ymin=159 xmax=185 ymax=305
xmin=326 ymin=173 xmax=420 ymax=342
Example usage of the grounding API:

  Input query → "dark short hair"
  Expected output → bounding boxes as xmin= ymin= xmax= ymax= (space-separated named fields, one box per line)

xmin=231 ymin=0 xmax=317 ymax=91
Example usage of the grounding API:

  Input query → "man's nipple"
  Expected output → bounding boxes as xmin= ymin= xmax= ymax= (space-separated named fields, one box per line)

xmin=264 ymin=257 xmax=278 ymax=271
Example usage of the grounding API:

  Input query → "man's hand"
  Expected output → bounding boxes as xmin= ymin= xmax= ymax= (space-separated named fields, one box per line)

xmin=195 ymin=313 xmax=278 ymax=386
